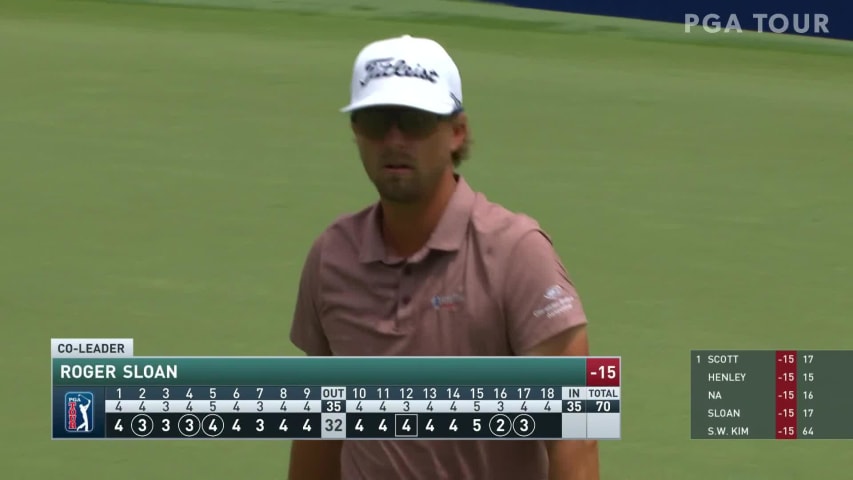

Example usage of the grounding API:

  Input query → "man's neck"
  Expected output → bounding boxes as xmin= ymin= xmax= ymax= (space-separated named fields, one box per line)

xmin=380 ymin=172 xmax=458 ymax=259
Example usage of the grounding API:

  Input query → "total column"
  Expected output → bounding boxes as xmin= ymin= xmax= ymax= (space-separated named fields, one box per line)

xmin=585 ymin=357 xmax=621 ymax=439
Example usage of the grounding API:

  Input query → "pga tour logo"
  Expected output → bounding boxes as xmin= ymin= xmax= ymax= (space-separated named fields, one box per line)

xmin=685 ymin=13 xmax=830 ymax=34
xmin=65 ymin=392 xmax=94 ymax=433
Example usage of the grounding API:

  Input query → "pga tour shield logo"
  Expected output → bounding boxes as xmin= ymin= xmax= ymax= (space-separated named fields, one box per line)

xmin=65 ymin=392 xmax=94 ymax=433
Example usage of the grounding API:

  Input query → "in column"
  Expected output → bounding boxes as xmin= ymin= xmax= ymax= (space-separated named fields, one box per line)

xmin=561 ymin=385 xmax=587 ymax=439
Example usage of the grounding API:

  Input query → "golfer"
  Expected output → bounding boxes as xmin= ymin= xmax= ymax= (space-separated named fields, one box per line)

xmin=289 ymin=34 xmax=599 ymax=480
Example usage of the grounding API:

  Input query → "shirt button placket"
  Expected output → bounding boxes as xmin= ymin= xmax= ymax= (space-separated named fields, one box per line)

xmin=398 ymin=264 xmax=413 ymax=317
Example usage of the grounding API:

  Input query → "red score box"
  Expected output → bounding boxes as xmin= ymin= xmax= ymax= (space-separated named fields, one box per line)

xmin=586 ymin=357 xmax=620 ymax=387
xmin=775 ymin=350 xmax=798 ymax=439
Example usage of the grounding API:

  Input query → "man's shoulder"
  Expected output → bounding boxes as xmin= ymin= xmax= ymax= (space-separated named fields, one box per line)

xmin=468 ymin=191 xmax=546 ymax=248
xmin=309 ymin=204 xmax=375 ymax=252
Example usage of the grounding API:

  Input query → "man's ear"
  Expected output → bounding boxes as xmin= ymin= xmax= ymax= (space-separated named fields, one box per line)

xmin=451 ymin=112 xmax=468 ymax=150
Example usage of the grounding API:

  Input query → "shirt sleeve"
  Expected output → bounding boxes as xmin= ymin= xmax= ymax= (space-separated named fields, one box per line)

xmin=502 ymin=230 xmax=589 ymax=355
xmin=289 ymin=235 xmax=332 ymax=356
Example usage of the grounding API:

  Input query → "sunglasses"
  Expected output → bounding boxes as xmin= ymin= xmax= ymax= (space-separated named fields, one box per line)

xmin=351 ymin=107 xmax=455 ymax=140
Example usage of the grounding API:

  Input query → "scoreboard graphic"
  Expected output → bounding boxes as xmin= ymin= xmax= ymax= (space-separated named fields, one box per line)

xmin=51 ymin=339 xmax=622 ymax=440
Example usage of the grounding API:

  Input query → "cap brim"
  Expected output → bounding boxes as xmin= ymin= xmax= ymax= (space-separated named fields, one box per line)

xmin=341 ymin=87 xmax=457 ymax=115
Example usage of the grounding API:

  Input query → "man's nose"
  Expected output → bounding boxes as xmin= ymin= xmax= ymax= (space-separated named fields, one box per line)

xmin=382 ymin=123 xmax=407 ymax=144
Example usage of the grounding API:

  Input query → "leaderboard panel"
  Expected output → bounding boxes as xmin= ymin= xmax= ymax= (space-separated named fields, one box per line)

xmin=52 ymin=338 xmax=622 ymax=440
xmin=691 ymin=350 xmax=851 ymax=439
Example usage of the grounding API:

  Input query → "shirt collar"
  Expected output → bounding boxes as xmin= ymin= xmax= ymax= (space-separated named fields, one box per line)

xmin=358 ymin=175 xmax=476 ymax=264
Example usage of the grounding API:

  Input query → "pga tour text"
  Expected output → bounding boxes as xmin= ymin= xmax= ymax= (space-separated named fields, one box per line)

xmin=685 ymin=13 xmax=829 ymax=34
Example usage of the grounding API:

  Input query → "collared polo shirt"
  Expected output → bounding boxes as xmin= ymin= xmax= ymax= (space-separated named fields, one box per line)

xmin=290 ymin=175 xmax=589 ymax=480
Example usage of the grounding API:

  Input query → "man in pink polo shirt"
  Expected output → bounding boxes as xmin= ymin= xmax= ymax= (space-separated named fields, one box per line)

xmin=288 ymin=34 xmax=599 ymax=480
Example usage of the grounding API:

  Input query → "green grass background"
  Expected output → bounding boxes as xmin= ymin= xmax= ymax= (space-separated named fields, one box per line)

xmin=1 ymin=0 xmax=851 ymax=477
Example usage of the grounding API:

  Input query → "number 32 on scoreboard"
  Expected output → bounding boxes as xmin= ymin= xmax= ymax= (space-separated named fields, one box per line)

xmin=325 ymin=418 xmax=343 ymax=432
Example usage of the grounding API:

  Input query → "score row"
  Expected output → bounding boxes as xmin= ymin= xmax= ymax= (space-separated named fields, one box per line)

xmin=108 ymin=413 xmax=560 ymax=439
xmin=104 ymin=399 xmax=621 ymax=414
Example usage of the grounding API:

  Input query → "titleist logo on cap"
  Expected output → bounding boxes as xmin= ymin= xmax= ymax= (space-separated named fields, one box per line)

xmin=359 ymin=58 xmax=440 ymax=87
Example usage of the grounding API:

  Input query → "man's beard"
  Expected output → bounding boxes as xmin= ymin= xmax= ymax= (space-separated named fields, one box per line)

xmin=371 ymin=150 xmax=422 ymax=203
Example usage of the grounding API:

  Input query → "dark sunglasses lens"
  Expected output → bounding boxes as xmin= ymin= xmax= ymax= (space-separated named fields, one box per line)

xmin=397 ymin=111 xmax=439 ymax=137
xmin=354 ymin=111 xmax=392 ymax=139
xmin=354 ymin=109 xmax=440 ymax=139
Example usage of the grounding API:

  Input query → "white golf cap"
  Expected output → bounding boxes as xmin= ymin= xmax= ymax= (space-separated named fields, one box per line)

xmin=341 ymin=34 xmax=463 ymax=115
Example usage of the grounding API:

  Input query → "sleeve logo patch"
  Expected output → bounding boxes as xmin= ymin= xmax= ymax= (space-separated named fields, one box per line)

xmin=534 ymin=285 xmax=575 ymax=319
xmin=543 ymin=285 xmax=565 ymax=300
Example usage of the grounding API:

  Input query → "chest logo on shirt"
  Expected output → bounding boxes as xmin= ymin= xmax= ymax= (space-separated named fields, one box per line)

xmin=431 ymin=292 xmax=465 ymax=311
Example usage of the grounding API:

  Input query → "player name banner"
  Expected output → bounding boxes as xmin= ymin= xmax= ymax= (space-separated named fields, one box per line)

xmin=691 ymin=350 xmax=853 ymax=440
xmin=52 ymin=339 xmax=621 ymax=440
